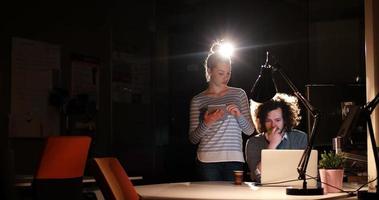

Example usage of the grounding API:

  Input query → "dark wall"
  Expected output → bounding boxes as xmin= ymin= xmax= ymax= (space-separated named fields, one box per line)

xmin=308 ymin=0 xmax=365 ymax=83
xmin=1 ymin=0 xmax=113 ymax=174
xmin=0 ymin=0 xmax=365 ymax=184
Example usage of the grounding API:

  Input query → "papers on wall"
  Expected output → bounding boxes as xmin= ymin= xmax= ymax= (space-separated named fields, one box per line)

xmin=71 ymin=59 xmax=99 ymax=98
xmin=9 ymin=37 xmax=60 ymax=137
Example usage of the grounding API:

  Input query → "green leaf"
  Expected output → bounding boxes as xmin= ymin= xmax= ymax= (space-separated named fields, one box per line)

xmin=318 ymin=151 xmax=346 ymax=169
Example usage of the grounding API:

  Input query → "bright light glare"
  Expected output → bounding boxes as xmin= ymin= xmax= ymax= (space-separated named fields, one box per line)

xmin=219 ymin=42 xmax=234 ymax=57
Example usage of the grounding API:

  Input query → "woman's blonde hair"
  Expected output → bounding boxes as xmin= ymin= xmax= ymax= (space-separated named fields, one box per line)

xmin=204 ymin=41 xmax=231 ymax=82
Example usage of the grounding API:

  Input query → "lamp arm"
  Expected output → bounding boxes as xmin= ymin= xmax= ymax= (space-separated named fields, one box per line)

xmin=275 ymin=67 xmax=319 ymax=118
xmin=273 ymin=66 xmax=320 ymax=185
xmin=362 ymin=92 xmax=379 ymax=192
xmin=365 ymin=112 xmax=379 ymax=192
xmin=365 ymin=93 xmax=379 ymax=114
xmin=297 ymin=114 xmax=319 ymax=182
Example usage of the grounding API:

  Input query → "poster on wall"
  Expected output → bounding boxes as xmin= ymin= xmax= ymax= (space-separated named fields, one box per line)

xmin=68 ymin=55 xmax=99 ymax=135
xmin=9 ymin=37 xmax=60 ymax=137
xmin=71 ymin=55 xmax=99 ymax=100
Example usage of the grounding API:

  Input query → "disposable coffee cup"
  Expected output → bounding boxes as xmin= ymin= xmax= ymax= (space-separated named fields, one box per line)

xmin=233 ymin=170 xmax=244 ymax=185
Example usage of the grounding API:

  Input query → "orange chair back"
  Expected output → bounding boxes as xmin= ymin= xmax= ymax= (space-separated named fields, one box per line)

xmin=35 ymin=136 xmax=91 ymax=179
xmin=32 ymin=136 xmax=91 ymax=200
xmin=92 ymin=157 xmax=139 ymax=200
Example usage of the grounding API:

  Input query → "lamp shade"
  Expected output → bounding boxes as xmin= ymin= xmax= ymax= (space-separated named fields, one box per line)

xmin=250 ymin=65 xmax=277 ymax=103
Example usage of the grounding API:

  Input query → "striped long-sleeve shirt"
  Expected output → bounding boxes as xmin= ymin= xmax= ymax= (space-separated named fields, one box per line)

xmin=189 ymin=87 xmax=255 ymax=163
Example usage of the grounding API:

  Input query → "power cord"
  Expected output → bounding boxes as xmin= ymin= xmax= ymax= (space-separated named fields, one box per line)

xmin=305 ymin=173 xmax=378 ymax=197
xmin=256 ymin=177 xmax=314 ymax=187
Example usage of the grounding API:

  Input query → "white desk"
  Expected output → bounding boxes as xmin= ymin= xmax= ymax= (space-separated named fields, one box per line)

xmin=135 ymin=181 xmax=352 ymax=200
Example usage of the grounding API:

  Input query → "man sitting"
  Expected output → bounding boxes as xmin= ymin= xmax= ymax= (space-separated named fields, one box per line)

xmin=246 ymin=93 xmax=307 ymax=182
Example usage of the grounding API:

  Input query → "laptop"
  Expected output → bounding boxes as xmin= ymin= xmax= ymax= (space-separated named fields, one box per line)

xmin=261 ymin=149 xmax=318 ymax=187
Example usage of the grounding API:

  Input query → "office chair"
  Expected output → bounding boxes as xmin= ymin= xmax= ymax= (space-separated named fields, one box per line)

xmin=91 ymin=157 xmax=140 ymax=200
xmin=32 ymin=136 xmax=92 ymax=200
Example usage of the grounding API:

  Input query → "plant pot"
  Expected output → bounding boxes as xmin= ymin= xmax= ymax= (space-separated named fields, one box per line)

xmin=319 ymin=168 xmax=344 ymax=194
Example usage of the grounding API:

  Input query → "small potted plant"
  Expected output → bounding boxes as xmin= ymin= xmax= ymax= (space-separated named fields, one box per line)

xmin=319 ymin=151 xmax=346 ymax=193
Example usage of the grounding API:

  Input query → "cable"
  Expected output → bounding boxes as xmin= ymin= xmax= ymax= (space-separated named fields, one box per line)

xmin=305 ymin=173 xmax=378 ymax=196
xmin=354 ymin=177 xmax=377 ymax=192
xmin=257 ymin=177 xmax=314 ymax=187
xmin=305 ymin=174 xmax=350 ymax=194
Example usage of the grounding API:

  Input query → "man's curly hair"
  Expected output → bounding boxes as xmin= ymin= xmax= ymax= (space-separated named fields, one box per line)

xmin=251 ymin=93 xmax=301 ymax=133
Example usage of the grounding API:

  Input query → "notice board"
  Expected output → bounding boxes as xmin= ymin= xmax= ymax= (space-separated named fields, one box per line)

xmin=9 ymin=37 xmax=60 ymax=137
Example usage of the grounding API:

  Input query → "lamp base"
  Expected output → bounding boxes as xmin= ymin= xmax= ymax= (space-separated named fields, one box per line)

xmin=358 ymin=190 xmax=379 ymax=199
xmin=286 ymin=187 xmax=324 ymax=195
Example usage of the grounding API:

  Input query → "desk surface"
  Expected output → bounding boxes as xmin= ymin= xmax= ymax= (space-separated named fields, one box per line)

xmin=135 ymin=181 xmax=353 ymax=200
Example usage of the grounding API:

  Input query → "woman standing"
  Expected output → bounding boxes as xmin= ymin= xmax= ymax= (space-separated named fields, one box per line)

xmin=189 ymin=41 xmax=255 ymax=181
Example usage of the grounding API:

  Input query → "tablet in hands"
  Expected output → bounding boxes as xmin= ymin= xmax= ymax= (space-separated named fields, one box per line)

xmin=207 ymin=104 xmax=227 ymax=113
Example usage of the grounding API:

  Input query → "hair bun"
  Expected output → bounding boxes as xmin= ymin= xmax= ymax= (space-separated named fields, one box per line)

xmin=210 ymin=43 xmax=221 ymax=53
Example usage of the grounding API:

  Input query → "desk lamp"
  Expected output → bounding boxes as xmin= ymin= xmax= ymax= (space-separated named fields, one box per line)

xmin=250 ymin=52 xmax=323 ymax=195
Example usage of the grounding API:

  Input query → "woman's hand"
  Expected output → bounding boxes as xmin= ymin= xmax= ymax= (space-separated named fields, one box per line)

xmin=265 ymin=127 xmax=284 ymax=149
xmin=204 ymin=109 xmax=225 ymax=126
xmin=226 ymin=104 xmax=241 ymax=117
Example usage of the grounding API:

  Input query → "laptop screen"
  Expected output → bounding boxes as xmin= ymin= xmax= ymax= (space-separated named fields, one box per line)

xmin=261 ymin=149 xmax=318 ymax=187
